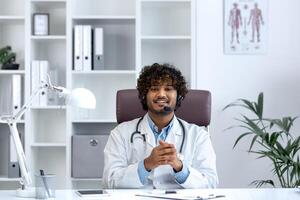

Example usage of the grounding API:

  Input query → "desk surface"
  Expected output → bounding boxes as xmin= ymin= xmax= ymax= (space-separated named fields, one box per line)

xmin=0 ymin=188 xmax=299 ymax=200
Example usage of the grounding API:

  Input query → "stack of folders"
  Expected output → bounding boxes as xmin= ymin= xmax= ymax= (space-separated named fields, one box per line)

xmin=74 ymin=25 xmax=104 ymax=71
xmin=31 ymin=60 xmax=49 ymax=106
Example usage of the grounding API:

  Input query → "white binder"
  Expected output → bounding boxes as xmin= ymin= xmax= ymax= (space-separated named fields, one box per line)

xmin=31 ymin=60 xmax=40 ymax=106
xmin=8 ymin=134 xmax=20 ymax=178
xmin=83 ymin=25 xmax=92 ymax=71
xmin=39 ymin=60 xmax=49 ymax=106
xmin=74 ymin=25 xmax=83 ymax=71
xmin=12 ymin=75 xmax=21 ymax=116
xmin=94 ymin=27 xmax=104 ymax=69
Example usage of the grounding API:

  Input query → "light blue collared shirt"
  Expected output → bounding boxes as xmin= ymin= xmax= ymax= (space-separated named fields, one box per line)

xmin=137 ymin=114 xmax=190 ymax=185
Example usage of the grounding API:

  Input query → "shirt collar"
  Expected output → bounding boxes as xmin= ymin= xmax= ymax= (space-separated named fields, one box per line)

xmin=147 ymin=113 xmax=175 ymax=135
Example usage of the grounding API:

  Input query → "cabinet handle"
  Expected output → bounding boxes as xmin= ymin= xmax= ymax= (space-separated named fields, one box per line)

xmin=89 ymin=139 xmax=98 ymax=146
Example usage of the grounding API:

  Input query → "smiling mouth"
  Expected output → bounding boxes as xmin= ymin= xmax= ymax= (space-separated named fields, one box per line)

xmin=153 ymin=99 xmax=169 ymax=107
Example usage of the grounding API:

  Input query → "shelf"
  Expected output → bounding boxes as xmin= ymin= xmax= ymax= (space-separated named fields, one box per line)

xmin=30 ymin=35 xmax=66 ymax=40
xmin=31 ymin=143 xmax=66 ymax=147
xmin=0 ymin=70 xmax=25 ymax=75
xmin=71 ymin=178 xmax=102 ymax=181
xmin=30 ymin=105 xmax=66 ymax=110
xmin=0 ymin=16 xmax=25 ymax=24
xmin=72 ymin=15 xmax=135 ymax=20
xmin=72 ymin=70 xmax=136 ymax=75
xmin=141 ymin=35 xmax=191 ymax=40
xmin=0 ymin=177 xmax=21 ymax=182
xmin=72 ymin=119 xmax=117 ymax=123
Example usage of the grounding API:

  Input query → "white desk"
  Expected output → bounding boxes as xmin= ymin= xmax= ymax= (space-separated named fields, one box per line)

xmin=0 ymin=188 xmax=299 ymax=200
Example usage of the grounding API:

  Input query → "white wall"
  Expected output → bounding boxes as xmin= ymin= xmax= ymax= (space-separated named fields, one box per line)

xmin=196 ymin=0 xmax=300 ymax=187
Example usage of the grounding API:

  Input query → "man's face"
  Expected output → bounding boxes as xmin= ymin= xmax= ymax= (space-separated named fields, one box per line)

xmin=146 ymin=80 xmax=177 ymax=116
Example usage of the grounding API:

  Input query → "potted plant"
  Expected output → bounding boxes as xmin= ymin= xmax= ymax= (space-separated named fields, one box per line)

xmin=224 ymin=93 xmax=300 ymax=187
xmin=0 ymin=46 xmax=19 ymax=70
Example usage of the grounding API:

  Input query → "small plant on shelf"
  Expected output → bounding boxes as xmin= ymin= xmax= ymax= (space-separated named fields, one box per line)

xmin=0 ymin=46 xmax=19 ymax=70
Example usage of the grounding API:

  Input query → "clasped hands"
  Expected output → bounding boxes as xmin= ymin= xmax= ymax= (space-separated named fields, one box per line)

xmin=144 ymin=140 xmax=183 ymax=172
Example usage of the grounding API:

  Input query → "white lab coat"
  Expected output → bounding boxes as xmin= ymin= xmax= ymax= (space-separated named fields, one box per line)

xmin=102 ymin=114 xmax=218 ymax=189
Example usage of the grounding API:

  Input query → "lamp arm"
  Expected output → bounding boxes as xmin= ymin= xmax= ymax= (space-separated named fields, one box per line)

xmin=11 ymin=82 xmax=49 ymax=123
xmin=8 ymin=122 xmax=31 ymax=186
xmin=0 ymin=82 xmax=50 ymax=188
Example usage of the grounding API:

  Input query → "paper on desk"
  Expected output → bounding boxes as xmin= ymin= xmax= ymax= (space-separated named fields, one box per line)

xmin=82 ymin=193 xmax=138 ymax=200
xmin=135 ymin=190 xmax=227 ymax=200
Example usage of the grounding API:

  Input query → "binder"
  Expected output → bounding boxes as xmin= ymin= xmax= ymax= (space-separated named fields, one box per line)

xmin=12 ymin=75 xmax=21 ymax=116
xmin=93 ymin=27 xmax=104 ymax=69
xmin=39 ymin=61 xmax=49 ymax=106
xmin=74 ymin=25 xmax=83 ymax=71
xmin=31 ymin=60 xmax=40 ymax=106
xmin=0 ymin=77 xmax=11 ymax=115
xmin=8 ymin=134 xmax=20 ymax=178
xmin=83 ymin=25 xmax=92 ymax=71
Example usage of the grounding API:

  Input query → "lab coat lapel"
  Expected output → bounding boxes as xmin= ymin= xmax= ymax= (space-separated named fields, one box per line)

xmin=165 ymin=116 xmax=183 ymax=152
xmin=140 ymin=114 xmax=156 ymax=150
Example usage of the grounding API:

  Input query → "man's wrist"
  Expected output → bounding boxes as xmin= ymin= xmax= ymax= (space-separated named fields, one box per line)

xmin=173 ymin=160 xmax=183 ymax=172
xmin=144 ymin=158 xmax=152 ymax=172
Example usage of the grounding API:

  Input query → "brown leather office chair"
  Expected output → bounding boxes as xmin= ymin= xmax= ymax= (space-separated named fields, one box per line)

xmin=116 ymin=89 xmax=211 ymax=127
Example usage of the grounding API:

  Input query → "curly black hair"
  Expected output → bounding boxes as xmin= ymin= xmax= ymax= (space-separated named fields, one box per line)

xmin=137 ymin=63 xmax=188 ymax=110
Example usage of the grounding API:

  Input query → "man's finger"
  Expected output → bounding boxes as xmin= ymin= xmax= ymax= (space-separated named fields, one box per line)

xmin=159 ymin=140 xmax=175 ymax=148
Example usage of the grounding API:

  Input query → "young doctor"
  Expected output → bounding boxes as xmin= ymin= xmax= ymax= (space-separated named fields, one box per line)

xmin=103 ymin=63 xmax=218 ymax=189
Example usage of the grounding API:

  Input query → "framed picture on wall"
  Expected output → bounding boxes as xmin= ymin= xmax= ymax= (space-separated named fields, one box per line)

xmin=33 ymin=13 xmax=49 ymax=35
xmin=224 ymin=0 xmax=268 ymax=54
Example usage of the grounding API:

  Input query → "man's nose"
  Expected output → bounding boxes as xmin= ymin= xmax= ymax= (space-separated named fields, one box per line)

xmin=157 ymin=88 xmax=167 ymax=97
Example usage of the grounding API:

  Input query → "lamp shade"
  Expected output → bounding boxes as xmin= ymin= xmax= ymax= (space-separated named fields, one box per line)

xmin=67 ymin=88 xmax=96 ymax=109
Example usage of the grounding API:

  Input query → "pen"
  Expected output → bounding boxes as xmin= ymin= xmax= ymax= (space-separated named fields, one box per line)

xmin=196 ymin=195 xmax=225 ymax=200
xmin=40 ymin=169 xmax=51 ymax=198
xmin=165 ymin=190 xmax=177 ymax=194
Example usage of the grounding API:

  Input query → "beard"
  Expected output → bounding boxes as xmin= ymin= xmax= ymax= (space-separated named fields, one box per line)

xmin=147 ymin=98 xmax=175 ymax=116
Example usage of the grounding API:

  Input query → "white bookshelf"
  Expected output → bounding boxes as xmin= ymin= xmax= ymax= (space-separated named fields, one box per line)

xmin=72 ymin=15 xmax=136 ymax=20
xmin=0 ymin=16 xmax=25 ymax=24
xmin=72 ymin=119 xmax=117 ymax=123
xmin=0 ymin=177 xmax=21 ymax=182
xmin=0 ymin=0 xmax=196 ymax=189
xmin=30 ymin=35 xmax=66 ymax=40
xmin=141 ymin=36 xmax=192 ymax=40
xmin=137 ymin=0 xmax=196 ymax=87
xmin=30 ymin=105 xmax=66 ymax=109
xmin=72 ymin=70 xmax=136 ymax=75
xmin=0 ymin=70 xmax=25 ymax=74
xmin=31 ymin=142 xmax=66 ymax=147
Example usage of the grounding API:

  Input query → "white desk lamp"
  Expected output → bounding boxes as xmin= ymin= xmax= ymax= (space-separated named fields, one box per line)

xmin=0 ymin=76 xmax=96 ymax=197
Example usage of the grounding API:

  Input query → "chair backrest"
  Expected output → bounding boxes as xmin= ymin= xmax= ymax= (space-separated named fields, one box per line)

xmin=116 ymin=89 xmax=211 ymax=127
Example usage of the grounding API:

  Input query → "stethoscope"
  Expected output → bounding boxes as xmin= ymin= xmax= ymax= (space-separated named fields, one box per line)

xmin=130 ymin=116 xmax=186 ymax=154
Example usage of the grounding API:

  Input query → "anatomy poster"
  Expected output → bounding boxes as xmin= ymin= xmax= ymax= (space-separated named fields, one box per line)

xmin=224 ymin=0 xmax=268 ymax=54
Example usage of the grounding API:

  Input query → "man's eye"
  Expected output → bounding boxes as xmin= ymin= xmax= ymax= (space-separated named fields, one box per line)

xmin=165 ymin=87 xmax=174 ymax=91
xmin=150 ymin=87 xmax=159 ymax=91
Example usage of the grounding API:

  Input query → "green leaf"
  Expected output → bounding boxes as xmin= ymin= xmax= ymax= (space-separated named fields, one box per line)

xmin=249 ymin=135 xmax=259 ymax=152
xmin=232 ymin=132 xmax=253 ymax=149
xmin=256 ymin=92 xmax=264 ymax=119
xmin=250 ymin=180 xmax=275 ymax=188
xmin=239 ymin=99 xmax=258 ymax=115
